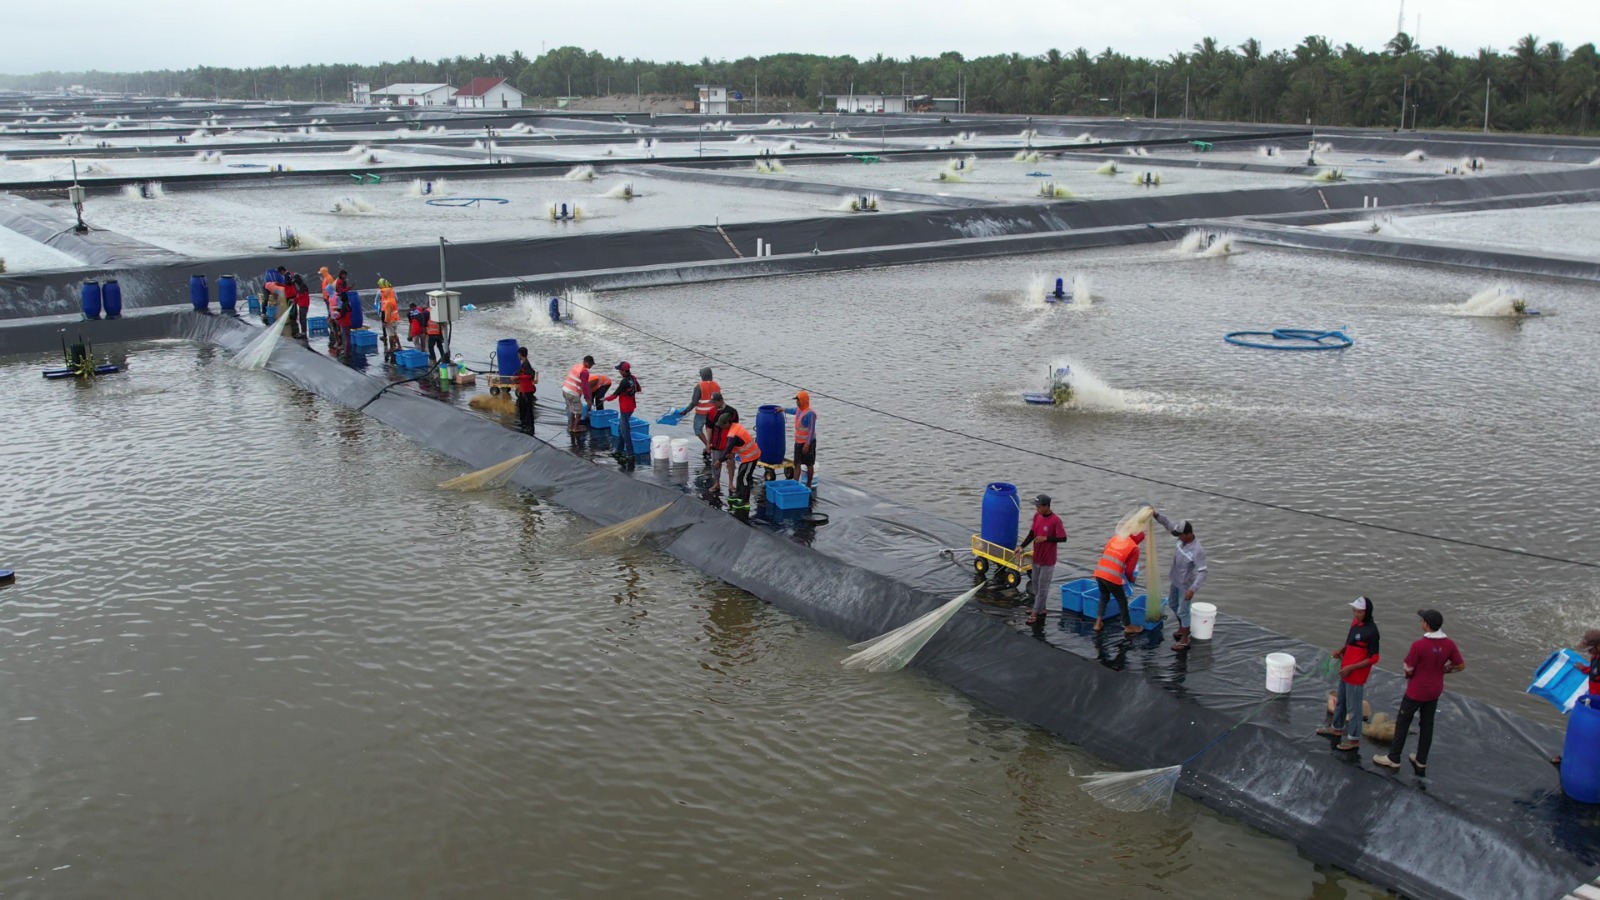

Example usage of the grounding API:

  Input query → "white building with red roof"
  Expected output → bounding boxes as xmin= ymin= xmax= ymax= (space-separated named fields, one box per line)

xmin=455 ymin=77 xmax=524 ymax=109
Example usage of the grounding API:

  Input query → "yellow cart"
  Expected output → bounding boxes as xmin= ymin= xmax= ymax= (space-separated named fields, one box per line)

xmin=971 ymin=535 xmax=1032 ymax=588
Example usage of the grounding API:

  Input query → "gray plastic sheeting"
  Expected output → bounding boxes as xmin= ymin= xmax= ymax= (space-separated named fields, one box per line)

xmin=1227 ymin=223 xmax=1600 ymax=282
xmin=4 ymin=308 xmax=1596 ymax=900
xmin=0 ymin=193 xmax=187 ymax=267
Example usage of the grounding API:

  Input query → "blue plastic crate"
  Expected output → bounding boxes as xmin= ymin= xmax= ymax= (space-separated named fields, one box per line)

xmin=610 ymin=415 xmax=650 ymax=438
xmin=393 ymin=349 xmax=429 ymax=369
xmin=307 ymin=316 xmax=329 ymax=337
xmin=590 ymin=408 xmax=618 ymax=429
xmin=246 ymin=295 xmax=261 ymax=314
xmin=351 ymin=330 xmax=379 ymax=354
xmin=1059 ymin=583 xmax=1082 ymax=615
xmin=631 ymin=434 xmax=652 ymax=457
xmin=1126 ymin=595 xmax=1161 ymax=631
xmin=764 ymin=479 xmax=812 ymax=510
xmin=1529 ymin=648 xmax=1591 ymax=713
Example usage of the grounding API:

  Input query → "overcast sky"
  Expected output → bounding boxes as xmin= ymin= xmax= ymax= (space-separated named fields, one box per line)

xmin=5 ymin=0 xmax=1597 ymax=75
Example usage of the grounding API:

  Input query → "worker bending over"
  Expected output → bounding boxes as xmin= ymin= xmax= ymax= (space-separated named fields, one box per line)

xmin=588 ymin=372 xmax=613 ymax=410
xmin=1093 ymin=529 xmax=1144 ymax=634
xmin=723 ymin=417 xmax=762 ymax=502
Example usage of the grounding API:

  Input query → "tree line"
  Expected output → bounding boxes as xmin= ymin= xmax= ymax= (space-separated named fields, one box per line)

xmin=4 ymin=33 xmax=1597 ymax=134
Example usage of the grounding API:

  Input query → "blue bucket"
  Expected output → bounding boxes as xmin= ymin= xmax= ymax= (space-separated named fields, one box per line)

xmin=1529 ymin=649 xmax=1591 ymax=714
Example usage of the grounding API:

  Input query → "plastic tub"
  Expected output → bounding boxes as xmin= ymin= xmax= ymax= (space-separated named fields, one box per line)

xmin=1266 ymin=653 xmax=1296 ymax=693
xmin=393 ymin=349 xmax=429 ymax=369
xmin=1127 ymin=595 xmax=1161 ymax=631
xmin=1529 ymin=649 xmax=1591 ymax=713
xmin=631 ymin=434 xmax=652 ymax=457
xmin=651 ymin=435 xmax=672 ymax=460
xmin=590 ymin=409 xmax=618 ymax=429
xmin=1059 ymin=582 xmax=1082 ymax=615
xmin=764 ymin=480 xmax=812 ymax=510
xmin=1561 ymin=697 xmax=1600 ymax=803
xmin=669 ymin=438 xmax=691 ymax=463
xmin=1191 ymin=602 xmax=1218 ymax=639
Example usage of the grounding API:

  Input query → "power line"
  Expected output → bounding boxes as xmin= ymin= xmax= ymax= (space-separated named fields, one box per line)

xmin=441 ymin=240 xmax=1600 ymax=573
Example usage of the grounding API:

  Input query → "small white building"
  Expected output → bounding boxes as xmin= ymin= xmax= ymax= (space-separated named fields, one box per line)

xmin=371 ymin=83 xmax=456 ymax=107
xmin=350 ymin=82 xmax=371 ymax=105
xmin=695 ymin=84 xmax=729 ymax=115
xmin=455 ymin=77 xmax=524 ymax=109
xmin=830 ymin=93 xmax=911 ymax=114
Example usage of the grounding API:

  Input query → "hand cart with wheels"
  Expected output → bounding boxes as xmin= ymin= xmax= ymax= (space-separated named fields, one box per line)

xmin=970 ymin=535 xmax=1032 ymax=588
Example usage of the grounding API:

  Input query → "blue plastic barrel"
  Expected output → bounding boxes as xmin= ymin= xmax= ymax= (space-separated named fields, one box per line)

xmin=347 ymin=291 xmax=364 ymax=328
xmin=548 ymin=297 xmax=561 ymax=323
xmin=102 ymin=280 xmax=122 ymax=319
xmin=495 ymin=338 xmax=519 ymax=377
xmin=1562 ymin=696 xmax=1600 ymax=803
xmin=755 ymin=404 xmax=786 ymax=465
xmin=188 ymin=274 xmax=209 ymax=312
xmin=981 ymin=482 xmax=1021 ymax=549
xmin=218 ymin=274 xmax=238 ymax=313
xmin=80 ymin=280 xmax=102 ymax=320
xmin=1054 ymin=277 xmax=1065 ymax=297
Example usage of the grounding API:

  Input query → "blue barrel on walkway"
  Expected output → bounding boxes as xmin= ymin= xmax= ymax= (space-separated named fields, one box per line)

xmin=102 ymin=280 xmax=122 ymax=319
xmin=548 ymin=296 xmax=561 ymax=323
xmin=347 ymin=290 xmax=364 ymax=328
xmin=80 ymin=280 xmax=102 ymax=320
xmin=981 ymin=482 xmax=1021 ymax=549
xmin=495 ymin=339 xmax=519 ymax=377
xmin=1562 ymin=696 xmax=1600 ymax=803
xmin=218 ymin=274 xmax=238 ymax=313
xmin=755 ymin=404 xmax=786 ymax=465
xmin=189 ymin=274 xmax=209 ymax=312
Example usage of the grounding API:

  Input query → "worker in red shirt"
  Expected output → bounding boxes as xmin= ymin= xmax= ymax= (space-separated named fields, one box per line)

xmin=1017 ymin=494 xmax=1067 ymax=627
xmin=1375 ymin=609 xmax=1465 ymax=774
xmin=1318 ymin=597 xmax=1380 ymax=752
xmin=515 ymin=346 xmax=538 ymax=434
xmin=606 ymin=362 xmax=641 ymax=467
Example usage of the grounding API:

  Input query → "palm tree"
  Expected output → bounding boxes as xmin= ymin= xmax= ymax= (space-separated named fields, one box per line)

xmin=1386 ymin=32 xmax=1416 ymax=57
xmin=1508 ymin=34 xmax=1546 ymax=106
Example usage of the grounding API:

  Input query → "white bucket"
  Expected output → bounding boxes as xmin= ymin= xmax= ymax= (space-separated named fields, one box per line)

xmin=669 ymin=438 xmax=691 ymax=464
xmin=1265 ymin=652 xmax=1296 ymax=693
xmin=651 ymin=435 xmax=671 ymax=460
xmin=1190 ymin=602 xmax=1218 ymax=640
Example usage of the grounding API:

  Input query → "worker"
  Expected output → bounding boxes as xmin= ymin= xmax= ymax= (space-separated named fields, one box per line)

xmin=723 ymin=417 xmax=762 ymax=502
xmin=318 ymin=266 xmax=336 ymax=317
xmin=706 ymin=391 xmax=738 ymax=468
xmin=1092 ymin=529 xmax=1145 ymax=634
xmin=588 ymin=372 xmax=613 ymax=411
xmin=516 ymin=346 xmax=538 ymax=434
xmin=425 ymin=310 xmax=445 ymax=364
xmin=1017 ymin=494 xmax=1067 ymax=627
xmin=679 ymin=367 xmax=721 ymax=452
xmin=377 ymin=279 xmax=400 ymax=355
xmin=290 ymin=273 xmax=312 ymax=341
xmin=1319 ymin=597 xmax=1380 ymax=753
xmin=1374 ymin=609 xmax=1465 ymax=774
xmin=786 ymin=391 xmax=817 ymax=486
xmin=561 ymin=355 xmax=595 ymax=434
xmin=607 ymin=361 xmax=641 ymax=467
xmin=1151 ymin=508 xmax=1208 ymax=650
xmin=333 ymin=288 xmax=353 ymax=362
xmin=408 ymin=303 xmax=427 ymax=352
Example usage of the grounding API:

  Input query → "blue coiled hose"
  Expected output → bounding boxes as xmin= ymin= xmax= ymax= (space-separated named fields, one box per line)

xmin=1224 ymin=328 xmax=1353 ymax=351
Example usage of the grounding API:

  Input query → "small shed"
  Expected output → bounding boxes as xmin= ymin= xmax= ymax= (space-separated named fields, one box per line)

xmin=695 ymin=84 xmax=729 ymax=115
xmin=371 ymin=83 xmax=456 ymax=107
xmin=455 ymin=77 xmax=524 ymax=109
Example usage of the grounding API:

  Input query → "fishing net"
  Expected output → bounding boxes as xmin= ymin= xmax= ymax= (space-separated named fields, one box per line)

xmin=1079 ymin=766 xmax=1182 ymax=812
xmin=577 ymin=504 xmax=671 ymax=547
xmin=841 ymin=586 xmax=980 ymax=673
xmin=437 ymin=452 xmax=532 ymax=491
xmin=234 ymin=312 xmax=291 ymax=370
xmin=1115 ymin=505 xmax=1155 ymax=538
xmin=468 ymin=393 xmax=517 ymax=416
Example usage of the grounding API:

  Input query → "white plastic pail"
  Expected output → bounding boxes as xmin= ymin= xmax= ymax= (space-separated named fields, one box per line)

xmin=651 ymin=435 xmax=671 ymax=460
xmin=669 ymin=438 xmax=691 ymax=464
xmin=1190 ymin=602 xmax=1218 ymax=640
xmin=1266 ymin=652 xmax=1296 ymax=693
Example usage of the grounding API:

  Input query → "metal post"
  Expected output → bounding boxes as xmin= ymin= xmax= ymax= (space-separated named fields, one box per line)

xmin=1483 ymin=78 xmax=1491 ymax=132
xmin=1400 ymin=76 xmax=1408 ymax=130
xmin=1184 ymin=76 xmax=1190 ymax=119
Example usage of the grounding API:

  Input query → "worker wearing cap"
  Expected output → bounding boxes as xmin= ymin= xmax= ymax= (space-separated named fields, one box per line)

xmin=607 ymin=361 xmax=641 ymax=467
xmin=1092 ymin=528 xmax=1145 ymax=634
xmin=723 ymin=418 xmax=762 ymax=502
xmin=1318 ymin=596 xmax=1380 ymax=752
xmin=785 ymin=391 xmax=818 ymax=487
xmin=1151 ymin=508 xmax=1208 ymax=650
xmin=561 ymin=355 xmax=595 ymax=434
xmin=1017 ymin=494 xmax=1067 ymax=627
xmin=706 ymin=391 xmax=737 ymax=462
xmin=1375 ymin=609 xmax=1465 ymax=774
xmin=515 ymin=346 xmax=538 ymax=434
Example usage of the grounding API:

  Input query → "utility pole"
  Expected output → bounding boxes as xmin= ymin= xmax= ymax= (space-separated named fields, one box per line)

xmin=1184 ymin=76 xmax=1190 ymax=119
xmin=755 ymin=74 xmax=759 ymax=115
xmin=1483 ymin=78 xmax=1491 ymax=132
xmin=1400 ymin=76 xmax=1408 ymax=130
xmin=1153 ymin=75 xmax=1159 ymax=120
